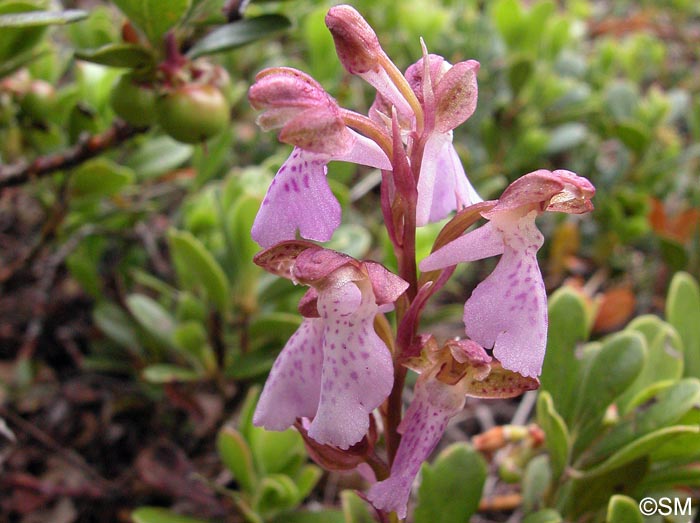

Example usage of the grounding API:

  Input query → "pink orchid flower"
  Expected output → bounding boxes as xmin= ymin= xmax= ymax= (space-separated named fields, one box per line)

xmin=326 ymin=5 xmax=483 ymax=226
xmin=252 ymin=242 xmax=408 ymax=449
xmin=420 ymin=169 xmax=595 ymax=378
xmin=368 ymin=339 xmax=538 ymax=518
xmin=248 ymin=67 xmax=391 ymax=248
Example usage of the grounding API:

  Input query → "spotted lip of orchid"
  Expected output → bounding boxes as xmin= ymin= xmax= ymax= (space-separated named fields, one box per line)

xmin=368 ymin=337 xmax=539 ymax=518
xmin=420 ymin=169 xmax=595 ymax=379
xmin=252 ymin=242 xmax=408 ymax=450
xmin=248 ymin=68 xmax=391 ymax=248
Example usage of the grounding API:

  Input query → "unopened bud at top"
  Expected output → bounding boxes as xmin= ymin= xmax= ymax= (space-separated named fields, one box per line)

xmin=325 ymin=5 xmax=383 ymax=74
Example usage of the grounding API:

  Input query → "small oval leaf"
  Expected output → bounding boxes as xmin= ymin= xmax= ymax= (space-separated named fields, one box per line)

xmin=188 ymin=15 xmax=291 ymax=58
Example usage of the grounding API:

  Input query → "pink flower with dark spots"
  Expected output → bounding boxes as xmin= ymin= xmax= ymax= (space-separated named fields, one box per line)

xmin=420 ymin=169 xmax=595 ymax=378
xmin=252 ymin=242 xmax=408 ymax=449
xmin=367 ymin=371 xmax=466 ymax=518
xmin=248 ymin=67 xmax=390 ymax=247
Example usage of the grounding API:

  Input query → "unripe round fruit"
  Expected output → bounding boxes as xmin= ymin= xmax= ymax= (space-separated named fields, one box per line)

xmin=110 ymin=74 xmax=157 ymax=127
xmin=19 ymin=80 xmax=55 ymax=121
xmin=156 ymin=84 xmax=230 ymax=144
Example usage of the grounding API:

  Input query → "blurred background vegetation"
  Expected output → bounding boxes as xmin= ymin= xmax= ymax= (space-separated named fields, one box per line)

xmin=0 ymin=0 xmax=699 ymax=522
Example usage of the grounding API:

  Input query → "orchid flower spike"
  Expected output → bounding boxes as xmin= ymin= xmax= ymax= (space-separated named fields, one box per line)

xmin=368 ymin=338 xmax=539 ymax=518
xmin=420 ymin=169 xmax=595 ymax=378
xmin=252 ymin=241 xmax=408 ymax=449
xmin=248 ymin=67 xmax=391 ymax=247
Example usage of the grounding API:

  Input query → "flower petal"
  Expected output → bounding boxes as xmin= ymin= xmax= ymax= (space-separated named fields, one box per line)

xmin=367 ymin=375 xmax=465 ymax=519
xmin=434 ymin=60 xmax=479 ymax=133
xmin=415 ymin=132 xmax=448 ymax=226
xmin=334 ymin=129 xmax=392 ymax=170
xmin=308 ymin=280 xmax=393 ymax=449
xmin=280 ymin=106 xmax=350 ymax=155
xmin=420 ymin=221 xmax=504 ymax=271
xmin=463 ymin=212 xmax=547 ymax=378
xmin=253 ymin=318 xmax=324 ymax=430
xmin=416 ymin=133 xmax=482 ymax=226
xmin=364 ymin=261 xmax=409 ymax=305
xmin=251 ymin=148 xmax=341 ymax=247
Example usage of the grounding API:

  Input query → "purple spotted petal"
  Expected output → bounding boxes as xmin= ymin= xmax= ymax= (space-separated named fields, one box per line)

xmin=367 ymin=376 xmax=465 ymax=518
xmin=253 ymin=319 xmax=324 ymax=430
xmin=420 ymin=221 xmax=504 ymax=271
xmin=416 ymin=133 xmax=482 ymax=226
xmin=308 ymin=279 xmax=393 ymax=449
xmin=251 ymin=148 xmax=340 ymax=248
xmin=463 ymin=211 xmax=547 ymax=378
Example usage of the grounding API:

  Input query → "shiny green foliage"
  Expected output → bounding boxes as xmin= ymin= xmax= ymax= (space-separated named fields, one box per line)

xmin=525 ymin=278 xmax=700 ymax=522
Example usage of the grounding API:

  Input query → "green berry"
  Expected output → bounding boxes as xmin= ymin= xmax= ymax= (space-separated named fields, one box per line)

xmin=110 ymin=74 xmax=156 ymax=127
xmin=156 ymin=84 xmax=230 ymax=144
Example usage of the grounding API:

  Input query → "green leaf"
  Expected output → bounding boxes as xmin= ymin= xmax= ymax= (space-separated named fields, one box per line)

xmin=522 ymin=455 xmax=552 ymax=513
xmin=238 ymin=386 xmax=260 ymax=442
xmin=253 ymin=474 xmax=300 ymax=516
xmin=658 ymin=237 xmax=688 ymax=273
xmin=270 ymin=510 xmax=344 ymax=523
xmin=667 ymin=271 xmax=700 ymax=379
xmin=571 ymin=331 xmax=646 ymax=456
xmin=132 ymin=507 xmax=211 ymax=523
xmin=168 ymin=229 xmax=230 ymax=313
xmin=226 ymin=349 xmax=276 ymax=380
xmin=637 ymin=464 xmax=700 ymax=491
xmin=324 ymin=224 xmax=372 ymax=260
xmin=557 ymin=457 xmax=648 ymax=519
xmin=75 ymin=43 xmax=155 ymax=69
xmin=93 ymin=301 xmax=142 ymax=355
xmin=249 ymin=427 xmax=305 ymax=476
xmin=606 ymin=495 xmax=643 ymax=523
xmin=126 ymin=294 xmax=176 ymax=347
xmin=126 ymin=136 xmax=193 ymax=179
xmin=414 ymin=443 xmax=486 ymax=523
xmin=0 ymin=2 xmax=49 ymax=65
xmin=71 ymin=158 xmax=134 ymax=197
xmin=141 ymin=364 xmax=201 ymax=383
xmin=248 ymin=313 xmax=302 ymax=345
xmin=583 ymin=378 xmax=700 ymax=467
xmin=0 ymin=9 xmax=86 ymax=27
xmin=226 ymin=193 xmax=263 ymax=290
xmin=578 ymin=426 xmax=700 ymax=478
xmin=523 ymin=509 xmax=562 ymax=523
xmin=217 ymin=427 xmax=256 ymax=493
xmin=112 ymin=0 xmax=191 ymax=45
xmin=188 ymin=14 xmax=291 ymax=58
xmin=172 ymin=321 xmax=216 ymax=372
xmin=546 ymin=123 xmax=588 ymax=154
xmin=541 ymin=287 xmax=590 ymax=424
xmin=491 ymin=0 xmax=524 ymax=50
xmin=616 ymin=316 xmax=684 ymax=413
xmin=294 ymin=465 xmax=321 ymax=501
xmin=508 ymin=56 xmax=533 ymax=98
xmin=537 ymin=392 xmax=570 ymax=481
xmin=341 ymin=490 xmax=375 ymax=523
xmin=649 ymin=427 xmax=700 ymax=465
xmin=611 ymin=121 xmax=650 ymax=154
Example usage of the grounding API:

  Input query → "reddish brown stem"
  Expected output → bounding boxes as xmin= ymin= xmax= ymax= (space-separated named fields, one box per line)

xmin=0 ymin=120 xmax=143 ymax=189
